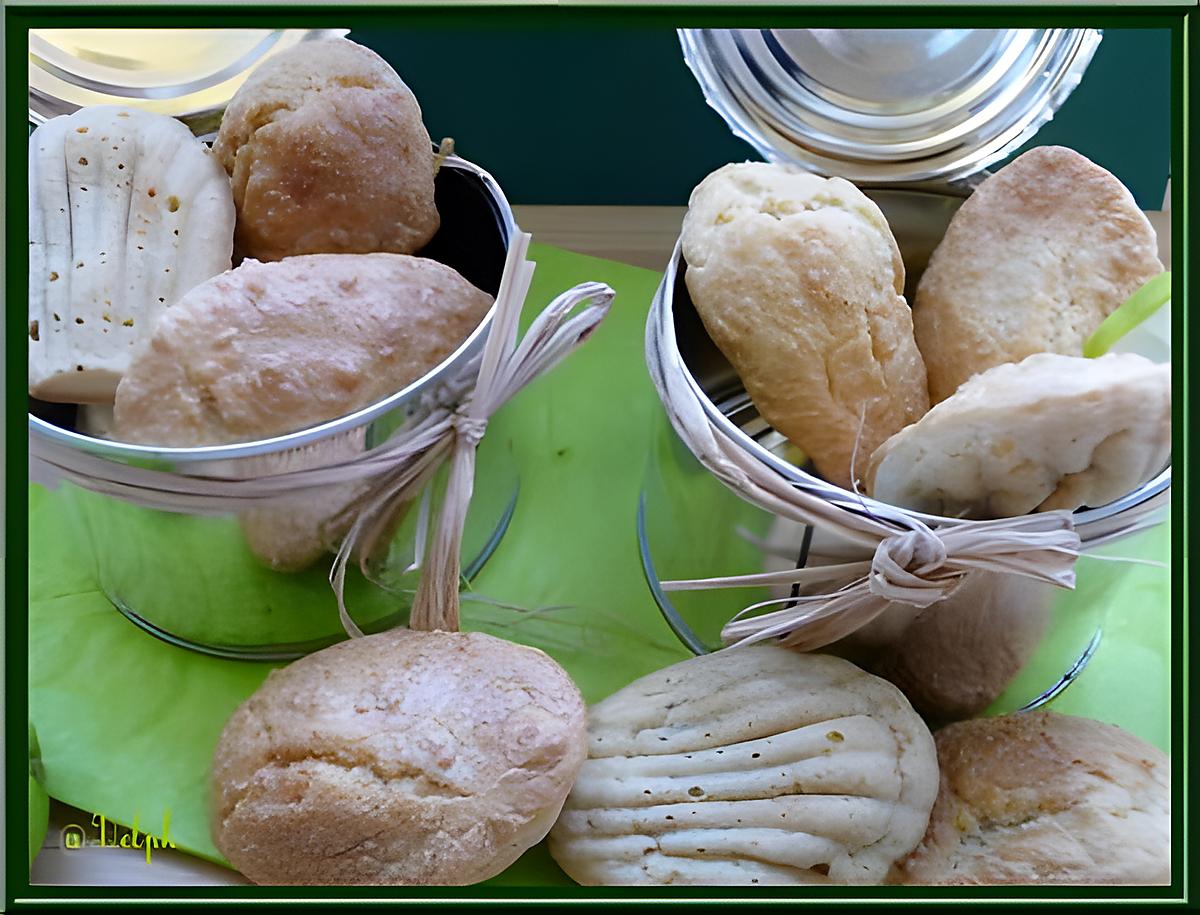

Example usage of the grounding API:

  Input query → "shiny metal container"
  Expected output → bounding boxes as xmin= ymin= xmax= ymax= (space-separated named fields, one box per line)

xmin=29 ymin=155 xmax=520 ymax=660
xmin=640 ymin=28 xmax=1170 ymax=721
xmin=679 ymin=28 xmax=1101 ymax=183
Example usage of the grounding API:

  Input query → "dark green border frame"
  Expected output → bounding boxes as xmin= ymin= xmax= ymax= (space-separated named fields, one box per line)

xmin=4 ymin=3 xmax=1193 ymax=908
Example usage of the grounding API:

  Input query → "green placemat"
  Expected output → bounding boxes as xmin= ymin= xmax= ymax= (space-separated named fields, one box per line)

xmin=28 ymin=244 xmax=1171 ymax=884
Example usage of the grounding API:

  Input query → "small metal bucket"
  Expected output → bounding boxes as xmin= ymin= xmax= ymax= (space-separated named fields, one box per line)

xmin=29 ymin=155 xmax=521 ymax=660
xmin=640 ymin=183 xmax=1170 ymax=722
xmin=639 ymin=26 xmax=1169 ymax=722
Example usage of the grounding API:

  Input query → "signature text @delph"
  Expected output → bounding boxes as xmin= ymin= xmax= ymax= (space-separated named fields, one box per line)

xmin=61 ymin=811 xmax=176 ymax=864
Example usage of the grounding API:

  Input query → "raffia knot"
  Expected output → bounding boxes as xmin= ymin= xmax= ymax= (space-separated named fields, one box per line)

xmin=868 ymin=525 xmax=960 ymax=608
xmin=452 ymin=409 xmax=488 ymax=448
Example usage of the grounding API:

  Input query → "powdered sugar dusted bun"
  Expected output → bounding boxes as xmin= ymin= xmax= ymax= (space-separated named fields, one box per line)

xmin=896 ymin=711 xmax=1170 ymax=885
xmin=682 ymin=161 xmax=930 ymax=489
xmin=549 ymin=646 xmax=938 ymax=885
xmin=866 ymin=351 xmax=1171 ymax=520
xmin=214 ymin=38 xmax=439 ymax=261
xmin=914 ymin=146 xmax=1163 ymax=404
xmin=210 ymin=629 xmax=588 ymax=885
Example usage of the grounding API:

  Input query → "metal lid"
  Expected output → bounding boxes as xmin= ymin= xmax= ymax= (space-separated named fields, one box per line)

xmin=29 ymin=28 xmax=348 ymax=134
xmin=680 ymin=28 xmax=1101 ymax=183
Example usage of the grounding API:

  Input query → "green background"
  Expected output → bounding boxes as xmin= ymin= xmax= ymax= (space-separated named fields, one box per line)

xmin=349 ymin=27 xmax=1171 ymax=209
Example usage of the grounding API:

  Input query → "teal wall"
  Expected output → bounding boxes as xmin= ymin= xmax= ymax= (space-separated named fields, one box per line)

xmin=351 ymin=28 xmax=1171 ymax=209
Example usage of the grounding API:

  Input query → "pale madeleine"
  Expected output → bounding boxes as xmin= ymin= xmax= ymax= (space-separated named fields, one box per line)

xmin=28 ymin=105 xmax=234 ymax=403
xmin=682 ymin=162 xmax=929 ymax=489
xmin=549 ymin=646 xmax=938 ymax=885
xmin=866 ymin=352 xmax=1170 ymax=520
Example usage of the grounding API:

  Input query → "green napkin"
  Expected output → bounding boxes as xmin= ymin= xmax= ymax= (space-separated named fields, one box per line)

xmin=28 ymin=244 xmax=1171 ymax=884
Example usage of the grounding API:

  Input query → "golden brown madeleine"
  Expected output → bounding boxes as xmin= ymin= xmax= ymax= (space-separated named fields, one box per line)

xmin=896 ymin=711 xmax=1170 ymax=885
xmin=549 ymin=646 xmax=938 ymax=885
xmin=914 ymin=146 xmax=1163 ymax=404
xmin=214 ymin=38 xmax=439 ymax=261
xmin=210 ymin=630 xmax=587 ymax=885
xmin=682 ymin=162 xmax=929 ymax=489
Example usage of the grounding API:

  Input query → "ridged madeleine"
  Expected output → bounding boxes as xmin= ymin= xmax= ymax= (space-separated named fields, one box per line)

xmin=28 ymin=105 xmax=234 ymax=403
xmin=549 ymin=646 xmax=938 ymax=885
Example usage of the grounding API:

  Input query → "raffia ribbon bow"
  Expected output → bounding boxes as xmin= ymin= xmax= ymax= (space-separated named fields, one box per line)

xmin=332 ymin=235 xmax=613 ymax=637
xmin=450 ymin=410 xmax=489 ymax=448
xmin=869 ymin=526 xmax=954 ymax=607
xmin=667 ymin=512 xmax=1082 ymax=652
